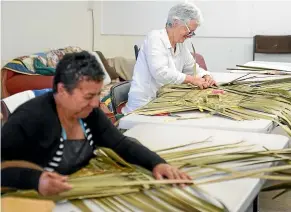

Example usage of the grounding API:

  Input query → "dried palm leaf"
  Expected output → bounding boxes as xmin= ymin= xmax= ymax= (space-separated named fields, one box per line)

xmin=4 ymin=140 xmax=291 ymax=211
xmin=132 ymin=77 xmax=291 ymax=136
xmin=71 ymin=199 xmax=92 ymax=212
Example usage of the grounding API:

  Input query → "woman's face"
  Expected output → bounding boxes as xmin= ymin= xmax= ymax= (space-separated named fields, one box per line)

xmin=58 ymin=79 xmax=103 ymax=118
xmin=175 ymin=20 xmax=198 ymax=43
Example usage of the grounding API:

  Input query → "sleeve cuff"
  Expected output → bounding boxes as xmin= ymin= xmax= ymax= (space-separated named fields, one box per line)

xmin=176 ymin=73 xmax=187 ymax=84
xmin=150 ymin=159 xmax=167 ymax=171
xmin=197 ymin=68 xmax=211 ymax=78
xmin=1 ymin=167 xmax=43 ymax=191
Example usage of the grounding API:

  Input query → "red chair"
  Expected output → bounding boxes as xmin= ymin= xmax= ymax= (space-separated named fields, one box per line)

xmin=192 ymin=53 xmax=208 ymax=71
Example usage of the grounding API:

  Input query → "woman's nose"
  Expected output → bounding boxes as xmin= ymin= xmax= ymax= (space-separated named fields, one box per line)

xmin=90 ymin=96 xmax=100 ymax=108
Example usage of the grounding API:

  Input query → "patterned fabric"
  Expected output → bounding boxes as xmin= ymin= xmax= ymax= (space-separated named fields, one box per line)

xmin=3 ymin=60 xmax=36 ymax=75
xmin=46 ymin=50 xmax=66 ymax=68
xmin=2 ymin=46 xmax=83 ymax=76
xmin=101 ymin=94 xmax=113 ymax=112
xmin=46 ymin=46 xmax=83 ymax=68
xmin=20 ymin=55 xmax=47 ymax=73
xmin=101 ymin=93 xmax=125 ymax=121
xmin=33 ymin=58 xmax=55 ymax=75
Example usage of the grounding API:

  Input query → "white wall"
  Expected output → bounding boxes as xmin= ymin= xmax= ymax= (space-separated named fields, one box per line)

xmin=2 ymin=1 xmax=290 ymax=72
xmin=1 ymin=1 xmax=93 ymax=66
xmin=93 ymin=1 xmax=144 ymax=60
xmin=94 ymin=1 xmax=291 ymax=72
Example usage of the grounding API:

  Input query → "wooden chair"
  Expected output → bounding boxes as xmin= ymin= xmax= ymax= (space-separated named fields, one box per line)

xmin=253 ymin=35 xmax=291 ymax=60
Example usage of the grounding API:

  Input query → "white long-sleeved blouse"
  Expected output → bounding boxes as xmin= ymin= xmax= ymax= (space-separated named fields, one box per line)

xmin=122 ymin=29 xmax=211 ymax=114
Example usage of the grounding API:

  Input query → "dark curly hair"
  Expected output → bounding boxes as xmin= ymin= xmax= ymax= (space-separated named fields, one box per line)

xmin=53 ymin=51 xmax=105 ymax=93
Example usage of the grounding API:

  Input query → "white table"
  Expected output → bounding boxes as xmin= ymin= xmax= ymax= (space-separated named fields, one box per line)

xmin=119 ymin=112 xmax=276 ymax=133
xmin=229 ymin=61 xmax=291 ymax=74
xmin=53 ymin=124 xmax=289 ymax=212
xmin=123 ymin=124 xmax=289 ymax=212
xmin=118 ymin=72 xmax=286 ymax=133
xmin=211 ymin=72 xmax=290 ymax=83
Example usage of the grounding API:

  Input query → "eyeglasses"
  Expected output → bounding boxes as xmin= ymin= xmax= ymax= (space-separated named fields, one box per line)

xmin=184 ymin=23 xmax=196 ymax=37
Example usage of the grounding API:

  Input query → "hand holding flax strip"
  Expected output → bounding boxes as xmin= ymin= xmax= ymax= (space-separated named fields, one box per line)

xmin=153 ymin=163 xmax=192 ymax=187
xmin=184 ymin=75 xmax=209 ymax=89
xmin=203 ymin=75 xmax=217 ymax=87
xmin=38 ymin=172 xmax=72 ymax=196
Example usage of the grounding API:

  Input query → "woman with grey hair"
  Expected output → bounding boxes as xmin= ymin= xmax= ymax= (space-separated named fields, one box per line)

xmin=123 ymin=2 xmax=216 ymax=114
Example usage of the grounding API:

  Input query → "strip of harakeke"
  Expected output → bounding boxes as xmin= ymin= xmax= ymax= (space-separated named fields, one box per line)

xmin=132 ymin=77 xmax=291 ymax=136
xmin=4 ymin=138 xmax=291 ymax=212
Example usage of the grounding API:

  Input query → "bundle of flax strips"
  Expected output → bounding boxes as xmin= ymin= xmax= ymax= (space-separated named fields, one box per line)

xmin=4 ymin=139 xmax=291 ymax=211
xmin=3 ymin=76 xmax=291 ymax=211
xmin=133 ymin=76 xmax=291 ymax=136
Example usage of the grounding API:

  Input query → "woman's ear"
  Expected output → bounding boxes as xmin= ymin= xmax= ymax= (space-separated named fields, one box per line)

xmin=57 ymin=83 xmax=66 ymax=96
xmin=172 ymin=19 xmax=179 ymax=28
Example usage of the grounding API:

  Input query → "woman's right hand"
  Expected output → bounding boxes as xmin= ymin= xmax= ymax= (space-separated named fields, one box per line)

xmin=184 ymin=75 xmax=209 ymax=89
xmin=38 ymin=171 xmax=72 ymax=196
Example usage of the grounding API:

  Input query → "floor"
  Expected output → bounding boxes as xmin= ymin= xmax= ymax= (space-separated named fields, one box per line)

xmin=259 ymin=125 xmax=290 ymax=212
xmin=259 ymin=189 xmax=291 ymax=212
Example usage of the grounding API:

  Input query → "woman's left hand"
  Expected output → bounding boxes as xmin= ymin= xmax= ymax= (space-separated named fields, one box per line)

xmin=203 ymin=75 xmax=217 ymax=87
xmin=152 ymin=163 xmax=192 ymax=187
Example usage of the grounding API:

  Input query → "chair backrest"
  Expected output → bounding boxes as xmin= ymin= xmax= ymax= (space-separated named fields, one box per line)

xmin=253 ymin=35 xmax=291 ymax=60
xmin=1 ymin=100 xmax=10 ymax=126
xmin=1 ymin=90 xmax=35 ymax=126
xmin=192 ymin=53 xmax=208 ymax=71
xmin=110 ymin=81 xmax=131 ymax=114
xmin=134 ymin=45 xmax=140 ymax=60
xmin=0 ymin=89 xmax=51 ymax=126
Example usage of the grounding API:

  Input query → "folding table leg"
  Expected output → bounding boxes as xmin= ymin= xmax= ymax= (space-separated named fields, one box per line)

xmin=253 ymin=196 xmax=259 ymax=212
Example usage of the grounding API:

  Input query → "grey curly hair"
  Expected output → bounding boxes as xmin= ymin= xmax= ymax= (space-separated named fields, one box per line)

xmin=166 ymin=3 xmax=203 ymax=28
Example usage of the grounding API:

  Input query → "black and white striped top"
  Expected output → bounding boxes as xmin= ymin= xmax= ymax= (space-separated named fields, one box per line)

xmin=44 ymin=121 xmax=95 ymax=173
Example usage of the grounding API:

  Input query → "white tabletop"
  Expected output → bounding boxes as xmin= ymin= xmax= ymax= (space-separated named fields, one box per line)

xmin=124 ymin=124 xmax=289 ymax=212
xmin=54 ymin=124 xmax=289 ymax=212
xmin=211 ymin=72 xmax=290 ymax=83
xmin=229 ymin=61 xmax=291 ymax=74
xmin=119 ymin=112 xmax=275 ymax=133
xmin=119 ymin=72 xmax=281 ymax=132
xmin=243 ymin=61 xmax=291 ymax=72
